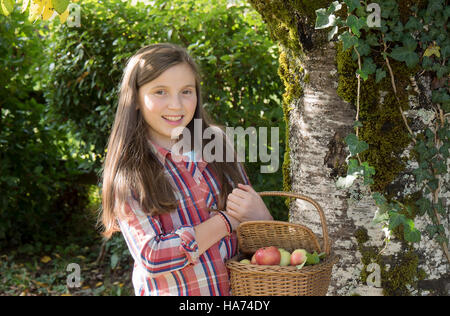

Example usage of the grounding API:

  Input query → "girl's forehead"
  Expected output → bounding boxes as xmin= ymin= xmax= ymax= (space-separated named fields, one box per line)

xmin=140 ymin=64 xmax=196 ymax=90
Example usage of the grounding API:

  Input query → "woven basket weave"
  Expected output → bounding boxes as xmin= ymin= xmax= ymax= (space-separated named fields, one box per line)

xmin=226 ymin=191 xmax=339 ymax=296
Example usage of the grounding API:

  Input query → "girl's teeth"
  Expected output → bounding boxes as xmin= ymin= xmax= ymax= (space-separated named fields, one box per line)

xmin=164 ymin=116 xmax=182 ymax=121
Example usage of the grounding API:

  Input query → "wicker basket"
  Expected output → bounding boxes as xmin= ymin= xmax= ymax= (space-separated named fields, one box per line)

xmin=226 ymin=191 xmax=339 ymax=296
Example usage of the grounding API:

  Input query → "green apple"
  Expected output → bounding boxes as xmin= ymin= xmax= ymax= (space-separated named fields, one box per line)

xmin=239 ymin=259 xmax=251 ymax=264
xmin=278 ymin=249 xmax=291 ymax=266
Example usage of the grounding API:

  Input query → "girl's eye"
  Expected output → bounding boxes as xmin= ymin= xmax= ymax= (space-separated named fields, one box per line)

xmin=155 ymin=90 xmax=166 ymax=95
xmin=183 ymin=90 xmax=193 ymax=95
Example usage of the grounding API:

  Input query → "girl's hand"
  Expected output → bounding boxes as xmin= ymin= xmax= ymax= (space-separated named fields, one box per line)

xmin=225 ymin=183 xmax=273 ymax=223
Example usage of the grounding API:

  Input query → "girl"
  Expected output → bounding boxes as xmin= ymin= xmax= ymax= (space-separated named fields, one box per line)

xmin=100 ymin=43 xmax=273 ymax=296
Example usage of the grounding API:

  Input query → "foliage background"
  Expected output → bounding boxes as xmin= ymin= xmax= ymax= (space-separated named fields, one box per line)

xmin=0 ymin=0 xmax=286 ymax=295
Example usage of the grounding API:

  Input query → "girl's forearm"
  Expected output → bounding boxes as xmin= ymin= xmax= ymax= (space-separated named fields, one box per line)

xmin=194 ymin=213 xmax=239 ymax=255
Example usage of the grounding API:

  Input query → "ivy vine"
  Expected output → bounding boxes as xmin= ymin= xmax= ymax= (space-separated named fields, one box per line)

xmin=315 ymin=0 xmax=449 ymax=263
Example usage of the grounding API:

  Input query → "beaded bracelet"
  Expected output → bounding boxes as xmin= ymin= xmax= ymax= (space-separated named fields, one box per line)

xmin=218 ymin=211 xmax=232 ymax=236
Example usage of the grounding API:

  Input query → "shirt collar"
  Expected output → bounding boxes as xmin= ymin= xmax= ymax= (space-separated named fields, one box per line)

xmin=147 ymin=138 xmax=208 ymax=173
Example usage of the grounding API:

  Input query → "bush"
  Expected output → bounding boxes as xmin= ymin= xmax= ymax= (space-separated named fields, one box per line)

xmin=0 ymin=10 xmax=97 ymax=248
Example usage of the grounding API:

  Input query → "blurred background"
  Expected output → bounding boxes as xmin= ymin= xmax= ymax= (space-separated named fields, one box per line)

xmin=0 ymin=0 xmax=286 ymax=295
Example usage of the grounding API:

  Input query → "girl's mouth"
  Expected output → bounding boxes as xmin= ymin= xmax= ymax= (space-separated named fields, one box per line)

xmin=162 ymin=115 xmax=184 ymax=125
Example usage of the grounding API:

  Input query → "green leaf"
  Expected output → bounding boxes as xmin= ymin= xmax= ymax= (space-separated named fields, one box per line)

xmin=404 ymin=224 xmax=421 ymax=243
xmin=416 ymin=198 xmax=431 ymax=216
xmin=361 ymin=161 xmax=375 ymax=185
xmin=315 ymin=9 xmax=336 ymax=29
xmin=365 ymin=33 xmax=379 ymax=47
xmin=389 ymin=46 xmax=419 ymax=68
xmin=328 ymin=25 xmax=339 ymax=41
xmin=376 ymin=68 xmax=386 ymax=83
xmin=345 ymin=133 xmax=369 ymax=155
xmin=1 ymin=0 xmax=14 ymax=16
xmin=362 ymin=57 xmax=376 ymax=75
xmin=110 ymin=253 xmax=119 ymax=269
xmin=346 ymin=15 xmax=366 ymax=37
xmin=339 ymin=31 xmax=358 ymax=51
xmin=412 ymin=166 xmax=432 ymax=184
xmin=305 ymin=251 xmax=320 ymax=265
xmin=402 ymin=34 xmax=417 ymax=51
xmin=328 ymin=1 xmax=343 ymax=13
xmin=426 ymin=224 xmax=438 ymax=238
xmin=389 ymin=211 xmax=405 ymax=230
xmin=353 ymin=120 xmax=363 ymax=128
xmin=357 ymin=39 xmax=371 ymax=56
xmin=52 ymin=0 xmax=70 ymax=14
xmin=344 ymin=0 xmax=362 ymax=12
xmin=356 ymin=69 xmax=369 ymax=81
xmin=372 ymin=192 xmax=387 ymax=206
xmin=404 ymin=16 xmax=422 ymax=31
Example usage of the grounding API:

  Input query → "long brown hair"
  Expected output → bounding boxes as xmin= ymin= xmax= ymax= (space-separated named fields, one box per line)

xmin=99 ymin=43 xmax=247 ymax=239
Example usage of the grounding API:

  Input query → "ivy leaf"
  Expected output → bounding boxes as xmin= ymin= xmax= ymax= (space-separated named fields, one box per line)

xmin=412 ymin=166 xmax=432 ymax=184
xmin=357 ymin=39 xmax=371 ymax=56
xmin=426 ymin=224 xmax=438 ymax=238
xmin=356 ymin=69 xmax=369 ymax=81
xmin=388 ymin=211 xmax=405 ymax=230
xmin=372 ymin=192 xmax=387 ymax=207
xmin=376 ymin=68 xmax=386 ymax=83
xmin=435 ymin=199 xmax=446 ymax=216
xmin=338 ymin=31 xmax=358 ymax=51
xmin=366 ymin=33 xmax=379 ymax=47
xmin=361 ymin=161 xmax=375 ymax=185
xmin=404 ymin=16 xmax=422 ymax=31
xmin=424 ymin=44 xmax=441 ymax=58
xmin=328 ymin=25 xmax=339 ymax=41
xmin=315 ymin=9 xmax=336 ymax=29
xmin=353 ymin=120 xmax=363 ymax=128
xmin=402 ymin=34 xmax=417 ymax=51
xmin=346 ymin=15 xmax=366 ymax=37
xmin=441 ymin=44 xmax=450 ymax=59
xmin=389 ymin=46 xmax=419 ymax=68
xmin=416 ymin=197 xmax=432 ymax=216
xmin=346 ymin=158 xmax=360 ymax=174
xmin=328 ymin=1 xmax=343 ymax=13
xmin=404 ymin=220 xmax=421 ymax=243
xmin=362 ymin=57 xmax=377 ymax=75
xmin=344 ymin=0 xmax=362 ymax=12
xmin=345 ymin=133 xmax=369 ymax=155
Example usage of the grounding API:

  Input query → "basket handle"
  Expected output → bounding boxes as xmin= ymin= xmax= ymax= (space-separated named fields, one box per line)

xmin=258 ymin=191 xmax=330 ymax=255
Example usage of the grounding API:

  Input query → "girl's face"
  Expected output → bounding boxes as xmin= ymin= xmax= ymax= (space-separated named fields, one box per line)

xmin=137 ymin=62 xmax=197 ymax=149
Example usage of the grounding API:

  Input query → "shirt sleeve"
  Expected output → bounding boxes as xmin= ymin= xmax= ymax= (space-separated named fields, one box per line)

xmin=117 ymin=196 xmax=200 ymax=278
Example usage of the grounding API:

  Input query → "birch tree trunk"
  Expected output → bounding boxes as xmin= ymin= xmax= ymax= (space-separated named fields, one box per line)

xmin=248 ymin=0 xmax=449 ymax=296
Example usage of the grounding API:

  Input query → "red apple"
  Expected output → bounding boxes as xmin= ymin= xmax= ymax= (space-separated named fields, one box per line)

xmin=254 ymin=246 xmax=281 ymax=265
xmin=290 ymin=249 xmax=307 ymax=266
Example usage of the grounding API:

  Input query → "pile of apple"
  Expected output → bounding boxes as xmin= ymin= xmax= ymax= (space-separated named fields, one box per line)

xmin=239 ymin=246 xmax=326 ymax=270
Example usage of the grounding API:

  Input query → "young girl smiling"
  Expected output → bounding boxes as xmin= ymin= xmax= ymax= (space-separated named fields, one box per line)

xmin=100 ymin=43 xmax=273 ymax=296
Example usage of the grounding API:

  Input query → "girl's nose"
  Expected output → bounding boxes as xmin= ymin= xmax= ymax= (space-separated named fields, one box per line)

xmin=167 ymin=95 xmax=183 ymax=109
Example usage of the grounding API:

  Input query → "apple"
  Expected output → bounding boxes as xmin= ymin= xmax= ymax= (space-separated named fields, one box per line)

xmin=251 ymin=253 xmax=257 ymax=264
xmin=254 ymin=246 xmax=281 ymax=265
xmin=278 ymin=249 xmax=291 ymax=266
xmin=239 ymin=259 xmax=251 ymax=264
xmin=290 ymin=249 xmax=307 ymax=266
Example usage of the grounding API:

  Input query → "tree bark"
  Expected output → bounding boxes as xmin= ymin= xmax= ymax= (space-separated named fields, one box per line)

xmin=248 ymin=0 xmax=449 ymax=296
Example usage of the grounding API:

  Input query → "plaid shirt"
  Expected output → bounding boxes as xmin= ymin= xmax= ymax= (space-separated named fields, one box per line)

xmin=117 ymin=139 xmax=250 ymax=296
